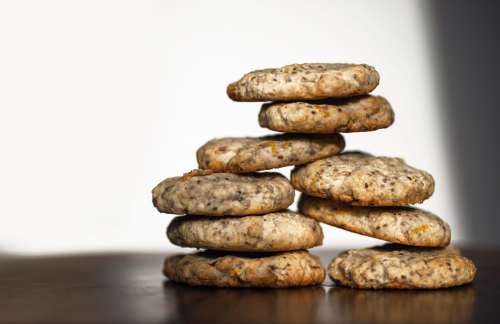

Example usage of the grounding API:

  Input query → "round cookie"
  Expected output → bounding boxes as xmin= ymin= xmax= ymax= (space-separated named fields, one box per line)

xmin=328 ymin=245 xmax=477 ymax=289
xmin=152 ymin=169 xmax=294 ymax=216
xmin=291 ymin=152 xmax=434 ymax=206
xmin=299 ymin=195 xmax=450 ymax=247
xmin=227 ymin=63 xmax=379 ymax=101
xmin=259 ymin=95 xmax=394 ymax=134
xmin=163 ymin=250 xmax=326 ymax=288
xmin=197 ymin=134 xmax=345 ymax=173
xmin=167 ymin=211 xmax=323 ymax=252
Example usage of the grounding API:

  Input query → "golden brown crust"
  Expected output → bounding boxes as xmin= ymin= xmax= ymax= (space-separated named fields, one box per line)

xmin=152 ymin=170 xmax=294 ymax=216
xmin=163 ymin=250 xmax=326 ymax=288
xmin=328 ymin=245 xmax=477 ymax=289
xmin=291 ymin=152 xmax=435 ymax=206
xmin=259 ymin=95 xmax=394 ymax=134
xmin=196 ymin=134 xmax=345 ymax=173
xmin=299 ymin=195 xmax=450 ymax=247
xmin=167 ymin=211 xmax=323 ymax=252
xmin=227 ymin=63 xmax=379 ymax=101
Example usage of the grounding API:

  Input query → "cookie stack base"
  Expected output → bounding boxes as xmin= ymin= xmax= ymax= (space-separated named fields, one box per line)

xmin=328 ymin=244 xmax=476 ymax=289
xmin=164 ymin=250 xmax=326 ymax=288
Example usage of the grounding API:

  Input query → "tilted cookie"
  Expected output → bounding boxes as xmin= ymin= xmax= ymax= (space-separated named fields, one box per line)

xmin=197 ymin=134 xmax=344 ymax=173
xmin=291 ymin=152 xmax=434 ymax=206
xmin=299 ymin=195 xmax=450 ymax=247
xmin=227 ymin=63 xmax=379 ymax=101
xmin=259 ymin=95 xmax=394 ymax=134
xmin=167 ymin=211 xmax=323 ymax=252
xmin=328 ymin=244 xmax=476 ymax=289
xmin=152 ymin=170 xmax=294 ymax=216
xmin=164 ymin=250 xmax=326 ymax=288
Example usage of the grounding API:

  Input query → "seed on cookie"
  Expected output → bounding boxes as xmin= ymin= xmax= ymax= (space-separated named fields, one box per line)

xmin=163 ymin=250 xmax=326 ymax=288
xmin=227 ymin=63 xmax=380 ymax=101
xmin=167 ymin=211 xmax=323 ymax=252
xmin=291 ymin=151 xmax=434 ymax=206
xmin=299 ymin=195 xmax=450 ymax=247
xmin=196 ymin=133 xmax=345 ymax=173
xmin=328 ymin=244 xmax=476 ymax=289
xmin=152 ymin=169 xmax=294 ymax=216
xmin=259 ymin=95 xmax=394 ymax=134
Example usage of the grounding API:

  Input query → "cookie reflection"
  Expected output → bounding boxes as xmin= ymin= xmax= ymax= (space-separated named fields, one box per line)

xmin=163 ymin=281 xmax=325 ymax=324
xmin=328 ymin=285 xmax=476 ymax=324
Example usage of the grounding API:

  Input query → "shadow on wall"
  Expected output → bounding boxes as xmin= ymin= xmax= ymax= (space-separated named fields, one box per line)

xmin=425 ymin=0 xmax=500 ymax=245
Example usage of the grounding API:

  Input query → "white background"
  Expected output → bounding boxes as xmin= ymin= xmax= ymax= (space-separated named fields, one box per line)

xmin=0 ymin=0 xmax=461 ymax=254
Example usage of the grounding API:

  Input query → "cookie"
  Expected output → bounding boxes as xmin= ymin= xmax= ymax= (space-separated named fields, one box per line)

xmin=291 ymin=152 xmax=434 ymax=206
xmin=259 ymin=95 xmax=394 ymax=134
xmin=152 ymin=169 xmax=294 ymax=216
xmin=227 ymin=63 xmax=379 ymax=101
xmin=299 ymin=195 xmax=450 ymax=247
xmin=167 ymin=211 xmax=323 ymax=252
xmin=197 ymin=134 xmax=345 ymax=173
xmin=328 ymin=244 xmax=476 ymax=289
xmin=163 ymin=250 xmax=326 ymax=288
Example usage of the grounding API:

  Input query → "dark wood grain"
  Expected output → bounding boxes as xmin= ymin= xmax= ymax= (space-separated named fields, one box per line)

xmin=0 ymin=248 xmax=498 ymax=324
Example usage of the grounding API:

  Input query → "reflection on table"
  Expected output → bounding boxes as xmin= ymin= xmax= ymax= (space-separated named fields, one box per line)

xmin=162 ymin=280 xmax=476 ymax=324
xmin=163 ymin=281 xmax=325 ymax=324
xmin=328 ymin=285 xmax=476 ymax=324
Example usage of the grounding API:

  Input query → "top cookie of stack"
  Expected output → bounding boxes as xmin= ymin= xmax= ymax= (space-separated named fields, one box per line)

xmin=227 ymin=63 xmax=380 ymax=102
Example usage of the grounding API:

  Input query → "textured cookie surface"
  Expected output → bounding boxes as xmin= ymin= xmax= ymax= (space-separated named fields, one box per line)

xmin=259 ymin=95 xmax=394 ymax=134
xmin=328 ymin=245 xmax=476 ymax=289
xmin=153 ymin=170 xmax=294 ymax=216
xmin=164 ymin=250 xmax=326 ymax=288
xmin=167 ymin=211 xmax=323 ymax=252
xmin=197 ymin=134 xmax=344 ymax=173
xmin=291 ymin=152 xmax=434 ymax=206
xmin=227 ymin=63 xmax=379 ymax=101
xmin=299 ymin=195 xmax=450 ymax=247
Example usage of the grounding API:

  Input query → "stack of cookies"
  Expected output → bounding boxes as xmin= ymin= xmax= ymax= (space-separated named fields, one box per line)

xmin=294 ymin=154 xmax=476 ymax=289
xmin=153 ymin=63 xmax=476 ymax=289
xmin=153 ymin=170 xmax=326 ymax=288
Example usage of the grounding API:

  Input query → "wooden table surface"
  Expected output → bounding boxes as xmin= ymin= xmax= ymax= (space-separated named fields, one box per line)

xmin=0 ymin=248 xmax=498 ymax=324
